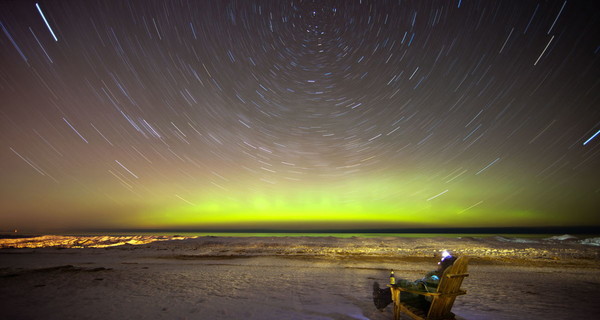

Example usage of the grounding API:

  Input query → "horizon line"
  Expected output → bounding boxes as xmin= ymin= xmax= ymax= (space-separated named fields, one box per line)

xmin=4 ymin=226 xmax=599 ymax=235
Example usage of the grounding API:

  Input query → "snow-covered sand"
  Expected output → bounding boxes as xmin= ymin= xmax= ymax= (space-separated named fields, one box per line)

xmin=1 ymin=235 xmax=599 ymax=319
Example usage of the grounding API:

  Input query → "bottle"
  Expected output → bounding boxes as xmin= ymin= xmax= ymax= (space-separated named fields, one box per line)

xmin=390 ymin=270 xmax=396 ymax=285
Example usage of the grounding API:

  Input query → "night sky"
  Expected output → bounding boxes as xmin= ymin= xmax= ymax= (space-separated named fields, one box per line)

xmin=1 ymin=0 xmax=599 ymax=231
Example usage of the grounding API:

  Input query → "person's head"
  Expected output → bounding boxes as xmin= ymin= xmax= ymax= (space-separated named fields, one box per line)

xmin=437 ymin=250 xmax=457 ymax=272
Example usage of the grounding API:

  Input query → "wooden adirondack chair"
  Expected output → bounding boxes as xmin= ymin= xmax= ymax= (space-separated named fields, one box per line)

xmin=388 ymin=256 xmax=469 ymax=320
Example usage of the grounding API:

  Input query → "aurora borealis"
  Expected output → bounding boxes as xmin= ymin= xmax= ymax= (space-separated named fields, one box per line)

xmin=1 ymin=0 xmax=599 ymax=231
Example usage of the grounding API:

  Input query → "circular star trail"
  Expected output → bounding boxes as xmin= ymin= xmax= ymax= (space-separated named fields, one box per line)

xmin=0 ymin=0 xmax=599 ymax=230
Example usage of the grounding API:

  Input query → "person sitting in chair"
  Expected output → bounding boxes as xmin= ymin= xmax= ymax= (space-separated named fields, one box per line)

xmin=373 ymin=250 xmax=458 ymax=311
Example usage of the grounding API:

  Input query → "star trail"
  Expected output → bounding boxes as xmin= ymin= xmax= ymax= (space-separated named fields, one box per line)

xmin=0 ymin=0 xmax=599 ymax=231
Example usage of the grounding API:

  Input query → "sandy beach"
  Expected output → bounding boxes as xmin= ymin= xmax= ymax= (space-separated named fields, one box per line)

xmin=1 ymin=235 xmax=599 ymax=319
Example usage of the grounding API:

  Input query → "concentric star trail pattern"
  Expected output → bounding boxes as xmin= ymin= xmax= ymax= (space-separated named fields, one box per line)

xmin=1 ymin=1 xmax=599 ymax=230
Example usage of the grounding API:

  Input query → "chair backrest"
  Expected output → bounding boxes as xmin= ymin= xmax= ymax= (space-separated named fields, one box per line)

xmin=427 ymin=256 xmax=469 ymax=319
xmin=436 ymin=256 xmax=468 ymax=293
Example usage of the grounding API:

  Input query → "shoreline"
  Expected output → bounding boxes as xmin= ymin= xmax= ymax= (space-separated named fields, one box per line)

xmin=2 ymin=234 xmax=599 ymax=268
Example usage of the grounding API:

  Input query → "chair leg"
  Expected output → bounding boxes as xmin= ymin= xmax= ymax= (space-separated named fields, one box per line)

xmin=391 ymin=287 xmax=402 ymax=320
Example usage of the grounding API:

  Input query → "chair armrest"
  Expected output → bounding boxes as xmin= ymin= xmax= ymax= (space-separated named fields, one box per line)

xmin=388 ymin=285 xmax=467 ymax=297
xmin=388 ymin=285 xmax=440 ymax=296
xmin=446 ymin=273 xmax=469 ymax=279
